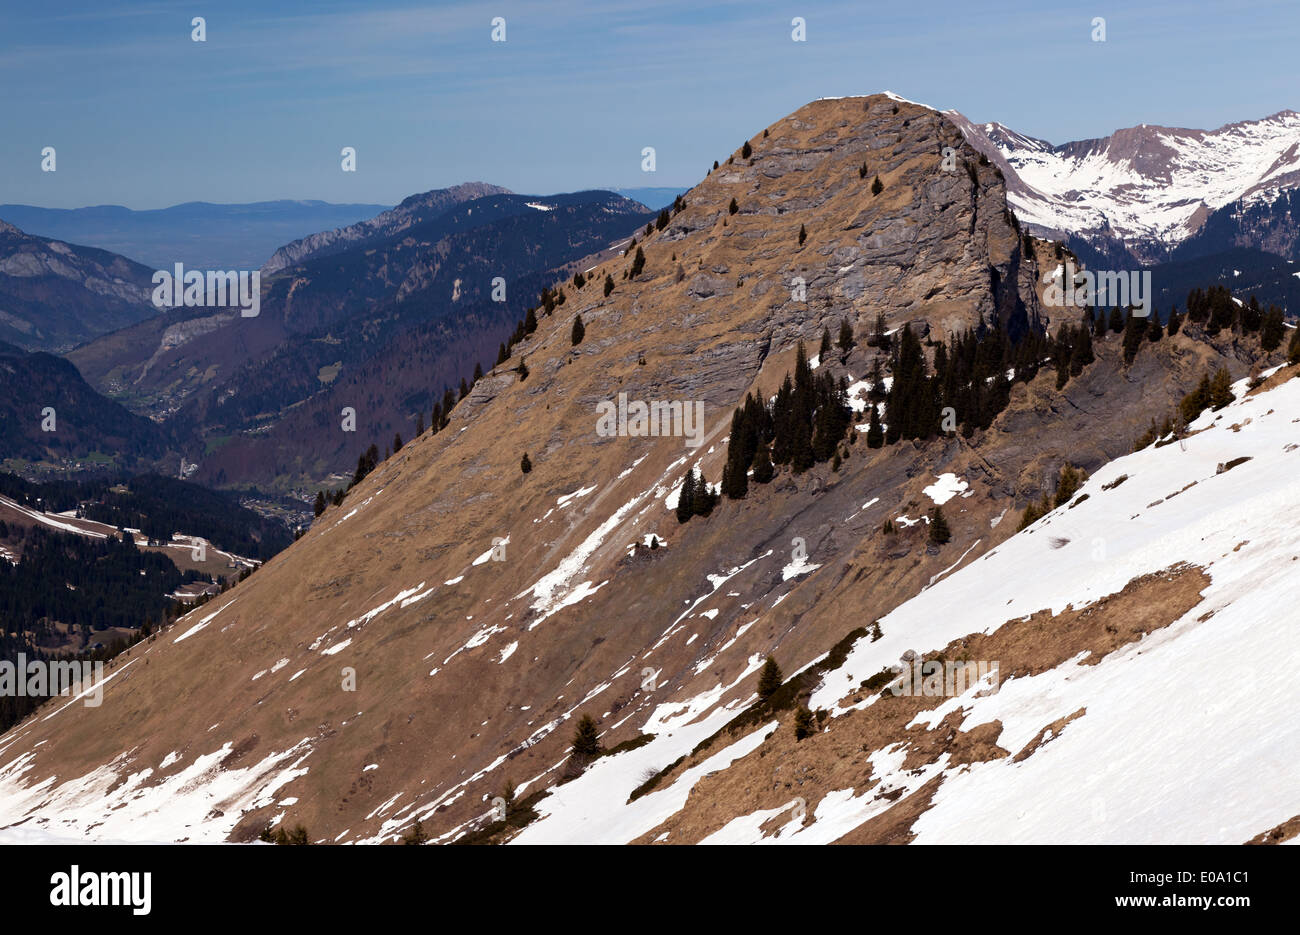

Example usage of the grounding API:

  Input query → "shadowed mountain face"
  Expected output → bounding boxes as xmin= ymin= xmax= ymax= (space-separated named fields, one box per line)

xmin=259 ymin=182 xmax=511 ymax=275
xmin=0 ymin=341 xmax=168 ymax=471
xmin=0 ymin=94 xmax=1283 ymax=847
xmin=0 ymin=220 xmax=157 ymax=353
xmin=67 ymin=189 xmax=655 ymax=489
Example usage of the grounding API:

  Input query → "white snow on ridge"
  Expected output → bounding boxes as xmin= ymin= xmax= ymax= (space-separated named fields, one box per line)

xmin=978 ymin=110 xmax=1300 ymax=246
xmin=790 ymin=370 xmax=1300 ymax=844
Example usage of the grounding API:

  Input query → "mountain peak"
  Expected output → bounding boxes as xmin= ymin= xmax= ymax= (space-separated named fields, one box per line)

xmin=954 ymin=107 xmax=1300 ymax=259
xmin=0 ymin=94 xmax=1053 ymax=842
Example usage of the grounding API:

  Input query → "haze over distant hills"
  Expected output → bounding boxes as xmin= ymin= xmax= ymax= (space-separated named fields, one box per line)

xmin=0 ymin=200 xmax=390 ymax=271
xmin=1 ymin=190 xmax=684 ymax=275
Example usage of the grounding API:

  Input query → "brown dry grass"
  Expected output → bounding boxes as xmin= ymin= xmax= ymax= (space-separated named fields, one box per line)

xmin=633 ymin=563 xmax=1208 ymax=844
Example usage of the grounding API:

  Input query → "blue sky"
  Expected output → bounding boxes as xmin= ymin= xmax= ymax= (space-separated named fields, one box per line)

xmin=2 ymin=0 xmax=1296 ymax=209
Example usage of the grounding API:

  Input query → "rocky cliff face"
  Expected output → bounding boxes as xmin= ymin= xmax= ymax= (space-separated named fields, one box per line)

xmin=0 ymin=94 xmax=1266 ymax=844
xmin=0 ymin=220 xmax=156 ymax=352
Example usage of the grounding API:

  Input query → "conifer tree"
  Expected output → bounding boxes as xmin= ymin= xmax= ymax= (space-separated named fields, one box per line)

xmin=630 ymin=247 xmax=646 ymax=277
xmin=401 ymin=820 xmax=428 ymax=845
xmin=313 ymin=491 xmax=326 ymax=517
xmin=729 ymin=197 xmax=739 ymax=215
xmin=1289 ymin=328 xmax=1300 ymax=366
xmin=798 ymin=223 xmax=807 ymax=246
xmin=869 ymin=356 xmax=886 ymax=400
xmin=1261 ymin=307 xmax=1285 ymax=351
xmin=757 ymin=656 xmax=782 ymax=702
xmin=524 ymin=306 xmax=538 ymax=335
xmin=1241 ymin=296 xmax=1262 ymax=333
xmin=1017 ymin=493 xmax=1051 ymax=531
xmin=1209 ymin=367 xmax=1234 ymax=410
xmin=518 ymin=357 xmax=529 ymax=381
xmin=819 ymin=326 xmax=832 ymax=361
xmin=721 ymin=439 xmax=749 ymax=501
xmin=675 ymin=468 xmax=695 ymax=524
xmin=1109 ymin=306 xmax=1124 ymax=334
xmin=1180 ymin=373 xmax=1213 ymax=423
xmin=871 ymin=312 xmax=889 ymax=349
xmin=1071 ymin=322 xmax=1095 ymax=371
xmin=1053 ymin=464 xmax=1083 ymax=508
xmin=604 ymin=274 xmax=615 ymax=297
xmin=928 ymin=506 xmax=951 ymax=545
xmin=742 ymin=140 xmax=753 ymax=159
xmin=885 ymin=324 xmax=934 ymax=442
xmin=393 ymin=433 xmax=403 ymax=453
xmin=571 ymin=714 xmax=601 ymax=761
xmin=1122 ymin=310 xmax=1145 ymax=365
xmin=794 ymin=706 xmax=815 ymax=740
xmin=520 ymin=452 xmax=532 ymax=474
xmin=751 ymin=444 xmax=774 ymax=483
xmin=865 ymin=404 xmax=884 ymax=448
xmin=571 ymin=314 xmax=585 ymax=346
xmin=1166 ymin=305 xmax=1182 ymax=336
xmin=691 ymin=469 xmax=717 ymax=517
xmin=838 ymin=317 xmax=854 ymax=353
xmin=789 ymin=414 xmax=815 ymax=473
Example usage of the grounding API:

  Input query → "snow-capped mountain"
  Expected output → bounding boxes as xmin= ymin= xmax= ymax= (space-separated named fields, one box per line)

xmin=951 ymin=109 xmax=1300 ymax=262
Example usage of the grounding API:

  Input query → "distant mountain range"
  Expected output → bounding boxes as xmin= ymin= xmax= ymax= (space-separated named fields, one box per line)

xmin=0 ymin=199 xmax=391 ymax=271
xmin=57 ymin=186 xmax=655 ymax=489
xmin=1 ymin=190 xmax=684 ymax=276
